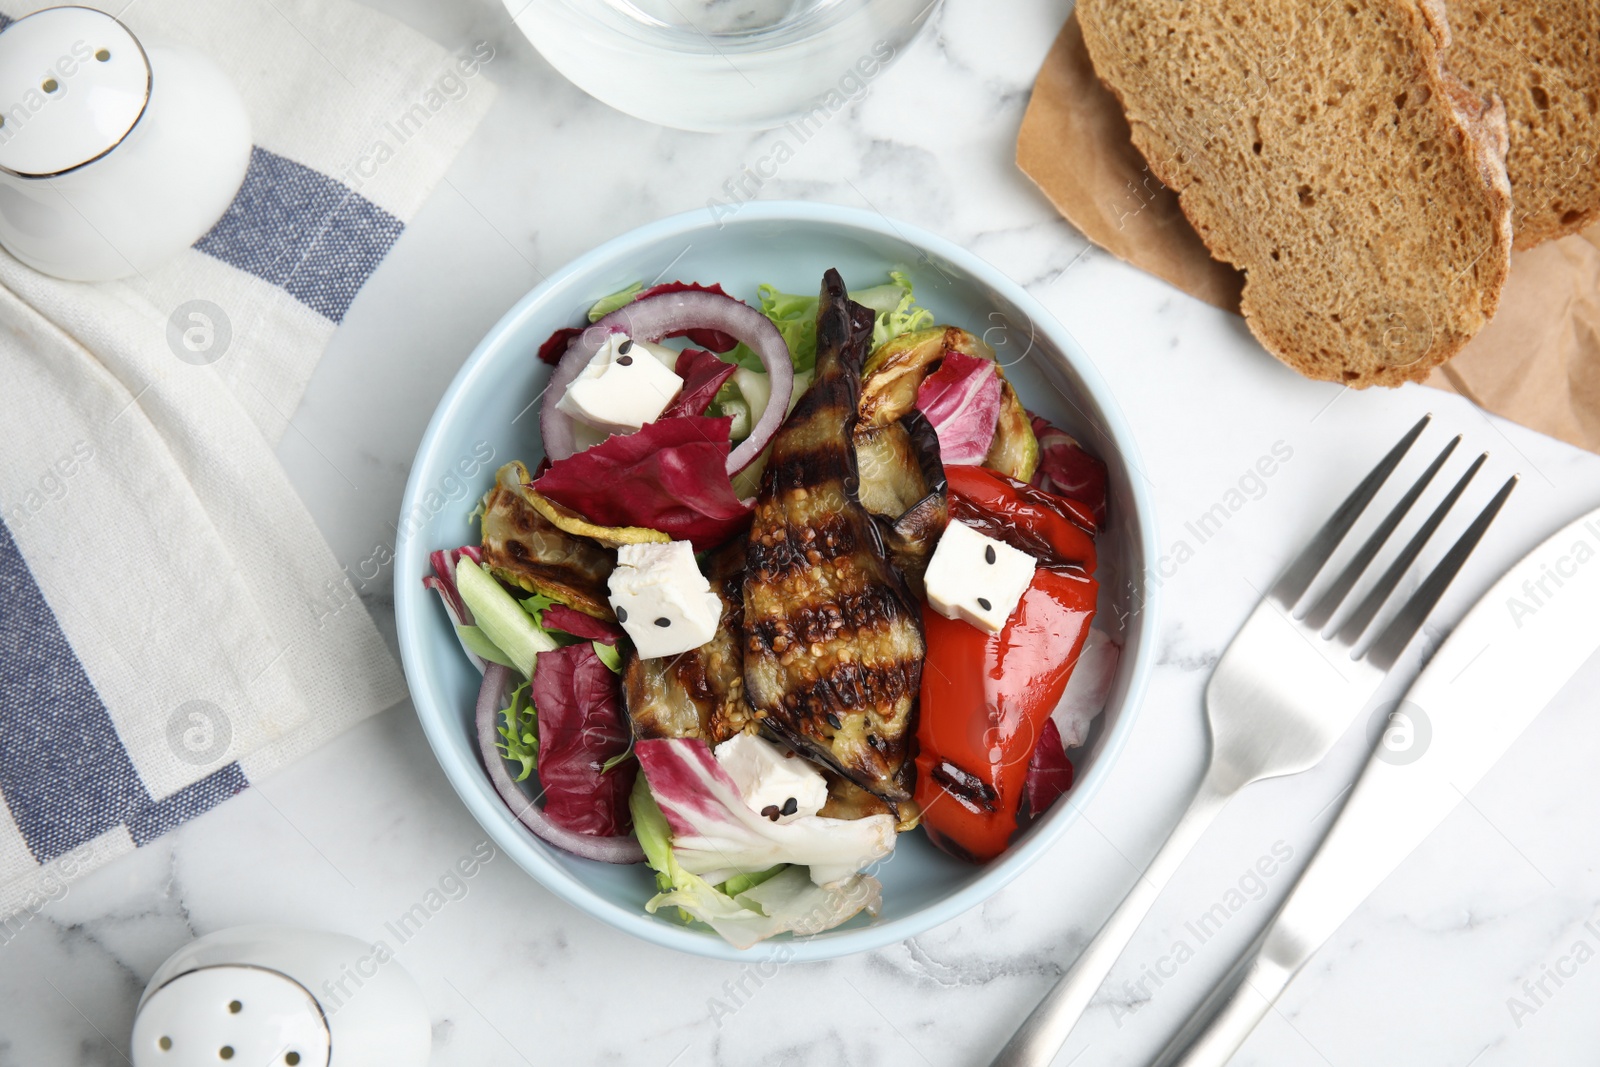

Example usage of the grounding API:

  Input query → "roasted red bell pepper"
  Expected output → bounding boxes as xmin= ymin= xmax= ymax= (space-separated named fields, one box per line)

xmin=944 ymin=465 xmax=1097 ymax=575
xmin=914 ymin=467 xmax=1099 ymax=863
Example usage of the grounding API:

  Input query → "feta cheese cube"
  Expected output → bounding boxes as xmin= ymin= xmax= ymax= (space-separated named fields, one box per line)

xmin=555 ymin=333 xmax=683 ymax=434
xmin=924 ymin=520 xmax=1037 ymax=633
xmin=607 ymin=540 xmax=722 ymax=659
xmin=714 ymin=733 xmax=828 ymax=823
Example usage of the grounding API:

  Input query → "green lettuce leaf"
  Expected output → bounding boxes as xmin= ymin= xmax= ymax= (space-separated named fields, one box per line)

xmin=455 ymin=625 xmax=517 ymax=669
xmin=587 ymin=282 xmax=643 ymax=322
xmin=496 ymin=682 xmax=538 ymax=782
xmin=730 ymin=272 xmax=934 ymax=375
xmin=591 ymin=639 xmax=623 ymax=672
xmin=864 ymin=270 xmax=936 ymax=349
xmin=718 ymin=865 xmax=785 ymax=897
xmin=517 ymin=591 xmax=560 ymax=629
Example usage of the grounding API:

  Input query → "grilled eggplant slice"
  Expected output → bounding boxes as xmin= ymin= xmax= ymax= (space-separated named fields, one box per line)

xmin=855 ymin=419 xmax=927 ymax=519
xmin=743 ymin=269 xmax=926 ymax=818
xmin=480 ymin=461 xmax=615 ymax=619
xmin=818 ymin=771 xmax=895 ymax=822
xmin=623 ymin=538 xmax=756 ymax=744
xmin=871 ymin=410 xmax=948 ymax=600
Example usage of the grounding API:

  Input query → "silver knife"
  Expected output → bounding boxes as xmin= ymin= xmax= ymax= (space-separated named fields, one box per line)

xmin=1153 ymin=503 xmax=1600 ymax=1067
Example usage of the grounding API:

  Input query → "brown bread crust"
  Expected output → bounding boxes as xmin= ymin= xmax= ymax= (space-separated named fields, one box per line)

xmin=1445 ymin=0 xmax=1600 ymax=247
xmin=1078 ymin=0 xmax=1513 ymax=387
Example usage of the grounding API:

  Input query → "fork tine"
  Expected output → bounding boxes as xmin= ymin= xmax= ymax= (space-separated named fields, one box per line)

xmin=1336 ymin=453 xmax=1488 ymax=649
xmin=1270 ymin=415 xmax=1430 ymax=608
xmin=1301 ymin=436 xmax=1461 ymax=631
xmin=1362 ymin=473 xmax=1518 ymax=670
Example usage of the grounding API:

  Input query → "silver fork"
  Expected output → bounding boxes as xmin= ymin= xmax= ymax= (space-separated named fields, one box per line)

xmin=991 ymin=415 xmax=1510 ymax=1067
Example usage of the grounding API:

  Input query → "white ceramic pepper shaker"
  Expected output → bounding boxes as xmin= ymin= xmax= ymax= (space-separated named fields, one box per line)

xmin=0 ymin=6 xmax=251 ymax=281
xmin=130 ymin=926 xmax=431 ymax=1067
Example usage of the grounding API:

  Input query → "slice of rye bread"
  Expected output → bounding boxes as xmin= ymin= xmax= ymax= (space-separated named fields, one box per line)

xmin=1446 ymin=0 xmax=1600 ymax=248
xmin=1077 ymin=0 xmax=1513 ymax=387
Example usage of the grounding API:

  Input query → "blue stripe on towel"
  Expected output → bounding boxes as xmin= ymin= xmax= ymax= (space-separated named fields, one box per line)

xmin=0 ymin=519 xmax=250 ymax=862
xmin=195 ymin=146 xmax=404 ymax=323
xmin=126 ymin=763 xmax=249 ymax=846
xmin=0 ymin=518 xmax=146 ymax=863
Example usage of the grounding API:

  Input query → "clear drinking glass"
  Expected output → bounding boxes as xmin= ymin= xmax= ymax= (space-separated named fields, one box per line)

xmin=505 ymin=0 xmax=941 ymax=132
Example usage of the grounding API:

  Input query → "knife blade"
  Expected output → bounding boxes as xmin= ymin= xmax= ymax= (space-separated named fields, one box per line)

xmin=1154 ymin=503 xmax=1600 ymax=1067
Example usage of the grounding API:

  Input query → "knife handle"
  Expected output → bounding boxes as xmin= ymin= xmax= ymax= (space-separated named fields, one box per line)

xmin=989 ymin=770 xmax=1236 ymax=1067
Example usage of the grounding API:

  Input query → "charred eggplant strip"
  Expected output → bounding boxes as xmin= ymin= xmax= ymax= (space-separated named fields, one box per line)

xmin=479 ymin=462 xmax=615 ymax=619
xmin=855 ymin=419 xmax=927 ymax=519
xmin=818 ymin=770 xmax=895 ymax=822
xmin=743 ymin=269 xmax=925 ymax=812
xmin=622 ymin=538 xmax=756 ymax=744
xmin=869 ymin=410 xmax=948 ymax=600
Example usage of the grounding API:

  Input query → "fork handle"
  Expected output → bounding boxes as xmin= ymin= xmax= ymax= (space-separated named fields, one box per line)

xmin=1150 ymin=925 xmax=1303 ymax=1067
xmin=988 ymin=769 xmax=1238 ymax=1067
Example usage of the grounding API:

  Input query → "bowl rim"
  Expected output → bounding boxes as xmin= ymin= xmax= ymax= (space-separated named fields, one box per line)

xmin=395 ymin=200 xmax=1161 ymax=961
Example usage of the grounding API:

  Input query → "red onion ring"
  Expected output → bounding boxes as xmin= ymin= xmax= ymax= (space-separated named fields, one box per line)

xmin=539 ymin=289 xmax=793 ymax=475
xmin=475 ymin=664 xmax=645 ymax=864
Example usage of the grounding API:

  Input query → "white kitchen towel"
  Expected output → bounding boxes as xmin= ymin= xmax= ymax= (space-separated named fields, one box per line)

xmin=0 ymin=0 xmax=496 ymax=924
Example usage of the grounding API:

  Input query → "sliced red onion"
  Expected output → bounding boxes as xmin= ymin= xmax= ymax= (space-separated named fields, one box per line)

xmin=539 ymin=289 xmax=793 ymax=474
xmin=474 ymin=664 xmax=645 ymax=864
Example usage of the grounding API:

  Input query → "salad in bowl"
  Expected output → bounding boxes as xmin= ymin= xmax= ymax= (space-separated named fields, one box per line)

xmin=421 ymin=265 xmax=1120 ymax=949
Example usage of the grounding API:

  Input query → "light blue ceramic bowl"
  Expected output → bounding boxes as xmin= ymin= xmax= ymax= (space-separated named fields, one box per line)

xmin=395 ymin=202 xmax=1159 ymax=962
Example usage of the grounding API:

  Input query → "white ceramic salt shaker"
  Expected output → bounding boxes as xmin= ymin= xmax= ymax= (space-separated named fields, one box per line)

xmin=130 ymin=926 xmax=432 ymax=1067
xmin=0 ymin=6 xmax=251 ymax=281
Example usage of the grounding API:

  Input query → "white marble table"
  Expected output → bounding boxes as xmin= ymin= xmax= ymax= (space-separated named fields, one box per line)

xmin=9 ymin=2 xmax=1600 ymax=1064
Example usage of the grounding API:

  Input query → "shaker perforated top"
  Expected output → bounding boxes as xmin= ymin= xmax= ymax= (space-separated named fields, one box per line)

xmin=0 ymin=7 xmax=149 ymax=177
xmin=131 ymin=965 xmax=332 ymax=1067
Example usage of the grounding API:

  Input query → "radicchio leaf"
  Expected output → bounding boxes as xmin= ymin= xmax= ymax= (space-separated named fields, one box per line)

xmin=543 ymin=603 xmax=624 ymax=644
xmin=1023 ymin=717 xmax=1074 ymax=820
xmin=531 ymin=643 xmax=636 ymax=837
xmin=915 ymin=349 xmax=1002 ymax=465
xmin=424 ymin=548 xmax=475 ymax=625
xmin=532 ymin=416 xmax=751 ymax=551
xmin=662 ymin=348 xmax=738 ymax=419
xmin=1029 ymin=414 xmax=1109 ymax=531
xmin=425 ymin=546 xmax=494 ymax=672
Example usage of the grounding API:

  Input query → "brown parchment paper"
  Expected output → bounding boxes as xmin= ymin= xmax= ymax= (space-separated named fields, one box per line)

xmin=1018 ymin=14 xmax=1600 ymax=454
